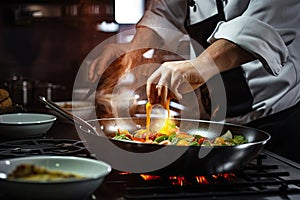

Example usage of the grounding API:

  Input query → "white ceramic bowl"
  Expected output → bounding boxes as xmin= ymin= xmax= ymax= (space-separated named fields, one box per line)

xmin=0 ymin=156 xmax=111 ymax=200
xmin=0 ymin=113 xmax=57 ymax=138
xmin=51 ymin=101 xmax=95 ymax=121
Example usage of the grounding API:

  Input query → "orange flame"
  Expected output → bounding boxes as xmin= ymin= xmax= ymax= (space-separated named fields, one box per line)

xmin=119 ymin=172 xmax=132 ymax=175
xmin=138 ymin=173 xmax=236 ymax=186
xmin=195 ymin=176 xmax=209 ymax=184
xmin=169 ymin=176 xmax=186 ymax=186
xmin=140 ymin=174 xmax=161 ymax=181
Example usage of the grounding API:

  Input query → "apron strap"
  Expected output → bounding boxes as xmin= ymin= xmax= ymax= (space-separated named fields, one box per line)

xmin=185 ymin=0 xmax=226 ymax=48
xmin=185 ymin=0 xmax=254 ymax=118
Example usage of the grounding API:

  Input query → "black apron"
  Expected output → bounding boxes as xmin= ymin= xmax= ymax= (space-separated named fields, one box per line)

xmin=185 ymin=0 xmax=254 ymax=119
xmin=246 ymin=100 xmax=300 ymax=163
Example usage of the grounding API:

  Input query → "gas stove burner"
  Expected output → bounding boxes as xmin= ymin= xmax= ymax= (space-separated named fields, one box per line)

xmin=0 ymin=139 xmax=90 ymax=158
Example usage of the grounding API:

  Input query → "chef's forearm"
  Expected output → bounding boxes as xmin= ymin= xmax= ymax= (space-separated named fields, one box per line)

xmin=208 ymin=39 xmax=255 ymax=71
xmin=130 ymin=26 xmax=164 ymax=50
xmin=193 ymin=39 xmax=256 ymax=80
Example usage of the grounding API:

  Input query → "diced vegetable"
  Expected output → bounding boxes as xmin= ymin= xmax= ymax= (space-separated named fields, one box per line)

xmin=176 ymin=139 xmax=190 ymax=146
xmin=113 ymin=134 xmax=131 ymax=141
xmin=154 ymin=135 xmax=169 ymax=143
xmin=112 ymin=122 xmax=248 ymax=146
xmin=232 ymin=135 xmax=248 ymax=145
xmin=220 ymin=130 xmax=233 ymax=141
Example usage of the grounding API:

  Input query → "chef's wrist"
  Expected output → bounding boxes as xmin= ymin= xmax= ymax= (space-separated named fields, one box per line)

xmin=131 ymin=26 xmax=164 ymax=49
xmin=188 ymin=57 xmax=220 ymax=82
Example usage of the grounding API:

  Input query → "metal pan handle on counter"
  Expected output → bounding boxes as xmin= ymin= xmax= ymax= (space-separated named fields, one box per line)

xmin=38 ymin=96 xmax=100 ymax=136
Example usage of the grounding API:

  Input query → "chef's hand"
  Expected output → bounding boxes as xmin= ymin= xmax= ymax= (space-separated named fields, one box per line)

xmin=146 ymin=38 xmax=257 ymax=108
xmin=88 ymin=27 xmax=164 ymax=83
xmin=146 ymin=60 xmax=199 ymax=107
xmin=88 ymin=43 xmax=134 ymax=83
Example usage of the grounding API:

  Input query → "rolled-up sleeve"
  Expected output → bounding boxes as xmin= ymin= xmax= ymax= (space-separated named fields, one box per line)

xmin=137 ymin=0 xmax=187 ymax=51
xmin=208 ymin=0 xmax=300 ymax=75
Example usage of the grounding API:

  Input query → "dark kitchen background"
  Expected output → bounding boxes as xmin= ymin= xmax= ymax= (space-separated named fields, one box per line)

xmin=0 ymin=0 xmax=149 ymax=103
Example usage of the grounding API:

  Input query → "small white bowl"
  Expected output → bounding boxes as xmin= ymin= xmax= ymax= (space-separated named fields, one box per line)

xmin=0 ymin=113 xmax=57 ymax=138
xmin=0 ymin=156 xmax=111 ymax=200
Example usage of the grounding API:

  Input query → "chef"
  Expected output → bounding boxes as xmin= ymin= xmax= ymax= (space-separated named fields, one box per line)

xmin=88 ymin=0 xmax=300 ymax=163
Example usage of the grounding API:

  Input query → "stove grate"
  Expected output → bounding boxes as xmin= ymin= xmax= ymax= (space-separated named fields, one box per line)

xmin=0 ymin=139 xmax=90 ymax=158
xmin=119 ymin=154 xmax=300 ymax=199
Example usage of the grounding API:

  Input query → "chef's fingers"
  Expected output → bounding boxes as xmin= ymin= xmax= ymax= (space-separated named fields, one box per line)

xmin=157 ymin=68 xmax=184 ymax=105
xmin=146 ymin=83 xmax=159 ymax=104
xmin=156 ymin=84 xmax=162 ymax=97
xmin=88 ymin=57 xmax=99 ymax=82
xmin=88 ymin=43 xmax=125 ymax=82
xmin=156 ymin=70 xmax=173 ymax=107
xmin=147 ymin=68 xmax=162 ymax=104
xmin=90 ymin=53 xmax=115 ymax=83
xmin=157 ymin=84 xmax=168 ymax=107
xmin=147 ymin=64 xmax=183 ymax=106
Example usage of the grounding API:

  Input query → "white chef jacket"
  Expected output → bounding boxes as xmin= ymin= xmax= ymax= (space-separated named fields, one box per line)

xmin=137 ymin=0 xmax=300 ymax=124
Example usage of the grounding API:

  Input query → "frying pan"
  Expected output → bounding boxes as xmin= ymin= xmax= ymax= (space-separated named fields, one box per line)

xmin=79 ymin=117 xmax=271 ymax=176
xmin=39 ymin=96 xmax=270 ymax=175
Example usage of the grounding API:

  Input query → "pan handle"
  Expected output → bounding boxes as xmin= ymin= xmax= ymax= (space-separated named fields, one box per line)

xmin=38 ymin=96 xmax=100 ymax=136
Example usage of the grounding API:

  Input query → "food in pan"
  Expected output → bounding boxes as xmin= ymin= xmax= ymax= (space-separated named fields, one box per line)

xmin=113 ymin=125 xmax=248 ymax=146
xmin=7 ymin=163 xmax=85 ymax=182
xmin=113 ymin=101 xmax=248 ymax=146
